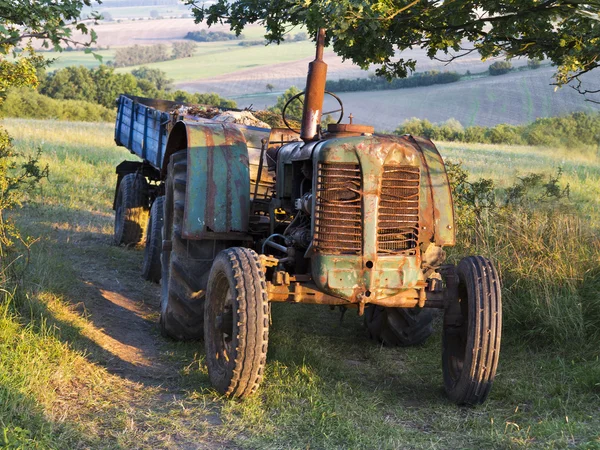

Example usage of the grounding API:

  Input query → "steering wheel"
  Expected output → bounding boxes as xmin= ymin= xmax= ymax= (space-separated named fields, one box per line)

xmin=281 ymin=91 xmax=344 ymax=133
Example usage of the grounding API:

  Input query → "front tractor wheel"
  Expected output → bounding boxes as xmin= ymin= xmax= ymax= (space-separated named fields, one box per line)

xmin=204 ymin=247 xmax=269 ymax=398
xmin=442 ymin=256 xmax=502 ymax=405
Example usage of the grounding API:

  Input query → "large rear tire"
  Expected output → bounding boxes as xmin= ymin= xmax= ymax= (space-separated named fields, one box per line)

xmin=114 ymin=172 xmax=149 ymax=246
xmin=160 ymin=151 xmax=224 ymax=340
xmin=142 ymin=195 xmax=164 ymax=283
xmin=204 ymin=247 xmax=269 ymax=398
xmin=442 ymin=256 xmax=502 ymax=405
xmin=364 ymin=306 xmax=434 ymax=347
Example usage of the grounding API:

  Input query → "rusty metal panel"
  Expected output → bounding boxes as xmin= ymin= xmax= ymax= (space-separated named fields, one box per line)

xmin=183 ymin=122 xmax=250 ymax=239
xmin=309 ymin=135 xmax=426 ymax=302
xmin=409 ymin=136 xmax=456 ymax=247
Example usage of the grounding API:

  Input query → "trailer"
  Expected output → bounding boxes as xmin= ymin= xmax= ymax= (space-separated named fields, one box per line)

xmin=113 ymin=95 xmax=290 ymax=280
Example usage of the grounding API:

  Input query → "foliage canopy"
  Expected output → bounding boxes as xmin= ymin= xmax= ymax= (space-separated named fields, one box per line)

xmin=187 ymin=0 xmax=600 ymax=98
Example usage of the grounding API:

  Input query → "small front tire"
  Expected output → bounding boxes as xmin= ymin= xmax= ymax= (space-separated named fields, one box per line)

xmin=442 ymin=256 xmax=502 ymax=405
xmin=204 ymin=247 xmax=269 ymax=398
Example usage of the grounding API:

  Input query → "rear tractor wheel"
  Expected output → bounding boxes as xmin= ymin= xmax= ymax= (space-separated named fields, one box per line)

xmin=114 ymin=172 xmax=149 ymax=246
xmin=141 ymin=195 xmax=164 ymax=283
xmin=442 ymin=256 xmax=502 ymax=405
xmin=160 ymin=151 xmax=224 ymax=340
xmin=204 ymin=247 xmax=269 ymax=398
xmin=364 ymin=306 xmax=434 ymax=347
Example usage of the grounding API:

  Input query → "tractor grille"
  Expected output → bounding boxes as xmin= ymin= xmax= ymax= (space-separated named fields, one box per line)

xmin=314 ymin=162 xmax=362 ymax=254
xmin=378 ymin=165 xmax=420 ymax=254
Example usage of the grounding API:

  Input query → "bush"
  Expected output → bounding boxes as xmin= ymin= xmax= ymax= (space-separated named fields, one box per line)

xmin=171 ymin=41 xmax=196 ymax=59
xmin=111 ymin=44 xmax=170 ymax=67
xmin=489 ymin=61 xmax=513 ymax=76
xmin=447 ymin=162 xmax=598 ymax=346
xmin=238 ymin=40 xmax=266 ymax=47
xmin=185 ymin=30 xmax=242 ymax=42
xmin=1 ymin=88 xmax=115 ymax=122
xmin=485 ymin=123 xmax=523 ymax=145
xmin=131 ymin=67 xmax=173 ymax=91
xmin=326 ymin=70 xmax=461 ymax=92
xmin=394 ymin=112 xmax=600 ymax=149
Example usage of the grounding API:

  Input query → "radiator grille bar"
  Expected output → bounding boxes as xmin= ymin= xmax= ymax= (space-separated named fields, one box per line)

xmin=378 ymin=165 xmax=420 ymax=254
xmin=314 ymin=162 xmax=362 ymax=254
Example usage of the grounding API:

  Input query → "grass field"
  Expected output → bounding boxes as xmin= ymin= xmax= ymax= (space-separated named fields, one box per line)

xmin=42 ymin=24 xmax=314 ymax=80
xmin=1 ymin=118 xmax=599 ymax=448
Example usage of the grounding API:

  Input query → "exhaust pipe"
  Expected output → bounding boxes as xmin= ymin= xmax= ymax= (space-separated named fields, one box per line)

xmin=300 ymin=28 xmax=328 ymax=142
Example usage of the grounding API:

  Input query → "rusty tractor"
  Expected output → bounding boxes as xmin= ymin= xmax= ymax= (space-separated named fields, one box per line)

xmin=112 ymin=29 xmax=501 ymax=405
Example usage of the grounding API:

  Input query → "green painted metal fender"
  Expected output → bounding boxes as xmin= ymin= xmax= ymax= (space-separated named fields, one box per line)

xmin=181 ymin=122 xmax=251 ymax=240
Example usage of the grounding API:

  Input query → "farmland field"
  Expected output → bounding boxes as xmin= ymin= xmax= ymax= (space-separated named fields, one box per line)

xmin=1 ymin=118 xmax=599 ymax=449
xmin=234 ymin=67 xmax=600 ymax=129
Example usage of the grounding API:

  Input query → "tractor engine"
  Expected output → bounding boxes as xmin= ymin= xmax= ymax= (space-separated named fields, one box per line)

xmin=269 ymin=127 xmax=454 ymax=307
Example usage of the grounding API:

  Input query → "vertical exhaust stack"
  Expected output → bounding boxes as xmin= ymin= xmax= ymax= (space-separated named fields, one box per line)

xmin=300 ymin=28 xmax=328 ymax=142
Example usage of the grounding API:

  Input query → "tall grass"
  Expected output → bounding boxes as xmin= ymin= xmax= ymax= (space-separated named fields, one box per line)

xmin=445 ymin=152 xmax=600 ymax=347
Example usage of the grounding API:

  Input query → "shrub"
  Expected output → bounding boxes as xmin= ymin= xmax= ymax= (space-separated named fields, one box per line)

xmin=111 ymin=44 xmax=170 ymax=67
xmin=1 ymin=88 xmax=115 ymax=122
xmin=485 ymin=123 xmax=523 ymax=144
xmin=489 ymin=61 xmax=513 ymax=76
xmin=131 ymin=67 xmax=173 ymax=91
xmin=171 ymin=41 xmax=196 ymax=59
xmin=185 ymin=30 xmax=242 ymax=42
xmin=394 ymin=112 xmax=600 ymax=149
xmin=326 ymin=70 xmax=461 ymax=92
xmin=447 ymin=162 xmax=598 ymax=346
xmin=394 ymin=118 xmax=436 ymax=139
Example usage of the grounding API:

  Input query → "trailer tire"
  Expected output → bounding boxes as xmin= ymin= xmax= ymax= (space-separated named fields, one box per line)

xmin=160 ymin=151 xmax=225 ymax=340
xmin=204 ymin=247 xmax=269 ymax=398
xmin=364 ymin=306 xmax=434 ymax=347
xmin=114 ymin=173 xmax=149 ymax=246
xmin=142 ymin=196 xmax=164 ymax=283
xmin=442 ymin=256 xmax=502 ymax=405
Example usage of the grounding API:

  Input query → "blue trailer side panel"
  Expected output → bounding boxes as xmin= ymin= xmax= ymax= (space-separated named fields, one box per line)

xmin=114 ymin=95 xmax=171 ymax=171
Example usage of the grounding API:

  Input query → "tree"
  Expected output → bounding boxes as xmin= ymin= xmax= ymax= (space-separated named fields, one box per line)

xmin=131 ymin=67 xmax=174 ymax=91
xmin=266 ymin=83 xmax=275 ymax=92
xmin=172 ymin=41 xmax=196 ymax=59
xmin=527 ymin=58 xmax=542 ymax=70
xmin=150 ymin=9 xmax=160 ymax=19
xmin=40 ymin=65 xmax=98 ymax=102
xmin=269 ymin=86 xmax=303 ymax=118
xmin=186 ymin=0 xmax=600 ymax=101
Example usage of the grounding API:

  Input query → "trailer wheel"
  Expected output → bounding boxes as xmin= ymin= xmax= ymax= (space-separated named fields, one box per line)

xmin=364 ymin=306 xmax=433 ymax=347
xmin=204 ymin=247 xmax=269 ymax=398
xmin=114 ymin=172 xmax=149 ymax=246
xmin=442 ymin=256 xmax=502 ymax=405
xmin=142 ymin=196 xmax=164 ymax=283
xmin=160 ymin=151 xmax=223 ymax=340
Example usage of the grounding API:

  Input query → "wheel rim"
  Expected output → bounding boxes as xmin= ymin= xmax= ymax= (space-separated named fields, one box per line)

xmin=207 ymin=271 xmax=236 ymax=375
